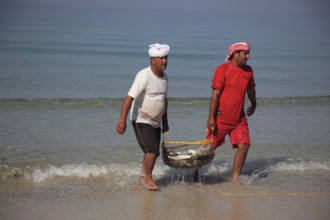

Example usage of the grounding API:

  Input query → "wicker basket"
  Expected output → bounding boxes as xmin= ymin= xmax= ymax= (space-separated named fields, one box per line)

xmin=162 ymin=139 xmax=215 ymax=169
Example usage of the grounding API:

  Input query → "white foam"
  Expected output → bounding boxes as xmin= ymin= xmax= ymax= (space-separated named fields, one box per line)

xmin=271 ymin=160 xmax=330 ymax=172
xmin=31 ymin=163 xmax=108 ymax=183
xmin=20 ymin=158 xmax=330 ymax=184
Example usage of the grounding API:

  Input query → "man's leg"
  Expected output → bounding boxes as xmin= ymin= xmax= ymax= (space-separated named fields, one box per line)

xmin=132 ymin=121 xmax=160 ymax=190
xmin=232 ymin=143 xmax=249 ymax=182
xmin=192 ymin=168 xmax=199 ymax=182
xmin=141 ymin=152 xmax=158 ymax=190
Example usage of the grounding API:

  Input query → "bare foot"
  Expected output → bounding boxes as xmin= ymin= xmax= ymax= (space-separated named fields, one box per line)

xmin=139 ymin=177 xmax=158 ymax=190
xmin=231 ymin=175 xmax=239 ymax=184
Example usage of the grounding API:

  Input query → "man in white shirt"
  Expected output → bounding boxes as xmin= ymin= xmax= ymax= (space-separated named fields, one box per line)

xmin=116 ymin=43 xmax=170 ymax=190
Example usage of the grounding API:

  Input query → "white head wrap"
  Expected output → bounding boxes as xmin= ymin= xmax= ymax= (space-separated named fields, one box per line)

xmin=148 ymin=43 xmax=170 ymax=57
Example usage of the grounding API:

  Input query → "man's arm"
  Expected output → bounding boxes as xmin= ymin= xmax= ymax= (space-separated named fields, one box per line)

xmin=161 ymin=98 xmax=169 ymax=133
xmin=207 ymin=89 xmax=221 ymax=130
xmin=116 ymin=95 xmax=134 ymax=135
xmin=246 ymin=88 xmax=257 ymax=117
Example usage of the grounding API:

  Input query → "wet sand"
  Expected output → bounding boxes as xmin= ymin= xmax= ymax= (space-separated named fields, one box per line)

xmin=1 ymin=171 xmax=329 ymax=220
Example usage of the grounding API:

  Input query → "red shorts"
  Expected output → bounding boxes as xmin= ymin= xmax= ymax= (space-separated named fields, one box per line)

xmin=208 ymin=118 xmax=251 ymax=149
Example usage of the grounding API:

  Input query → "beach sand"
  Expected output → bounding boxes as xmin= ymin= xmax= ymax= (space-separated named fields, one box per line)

xmin=1 ymin=171 xmax=329 ymax=220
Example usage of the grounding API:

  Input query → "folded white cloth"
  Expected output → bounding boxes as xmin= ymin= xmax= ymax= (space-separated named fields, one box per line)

xmin=148 ymin=43 xmax=170 ymax=57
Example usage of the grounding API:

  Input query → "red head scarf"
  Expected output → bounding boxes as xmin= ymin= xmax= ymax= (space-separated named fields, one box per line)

xmin=225 ymin=42 xmax=251 ymax=62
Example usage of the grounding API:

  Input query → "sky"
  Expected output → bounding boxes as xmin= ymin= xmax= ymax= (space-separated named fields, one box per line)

xmin=1 ymin=0 xmax=329 ymax=15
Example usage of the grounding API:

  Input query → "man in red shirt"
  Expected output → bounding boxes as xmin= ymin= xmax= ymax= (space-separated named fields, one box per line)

xmin=207 ymin=42 xmax=257 ymax=183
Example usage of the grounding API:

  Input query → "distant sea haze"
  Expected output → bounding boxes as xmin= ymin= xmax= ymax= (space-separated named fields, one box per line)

xmin=0 ymin=5 xmax=329 ymax=99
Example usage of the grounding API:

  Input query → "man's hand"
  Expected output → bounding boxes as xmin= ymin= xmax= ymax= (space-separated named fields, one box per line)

xmin=162 ymin=121 xmax=169 ymax=133
xmin=116 ymin=121 xmax=127 ymax=135
xmin=246 ymin=105 xmax=256 ymax=117
xmin=207 ymin=117 xmax=216 ymax=131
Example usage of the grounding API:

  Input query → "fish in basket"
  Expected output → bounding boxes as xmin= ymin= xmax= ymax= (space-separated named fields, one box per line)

xmin=162 ymin=139 xmax=215 ymax=169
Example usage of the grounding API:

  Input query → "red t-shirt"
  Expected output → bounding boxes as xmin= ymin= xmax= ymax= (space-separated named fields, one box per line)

xmin=212 ymin=62 xmax=255 ymax=125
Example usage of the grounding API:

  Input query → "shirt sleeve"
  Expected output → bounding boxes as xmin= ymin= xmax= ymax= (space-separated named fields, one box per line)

xmin=212 ymin=64 xmax=227 ymax=91
xmin=128 ymin=71 xmax=147 ymax=98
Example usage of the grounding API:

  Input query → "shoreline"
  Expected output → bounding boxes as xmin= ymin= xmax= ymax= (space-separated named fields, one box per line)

xmin=1 ymin=171 xmax=329 ymax=220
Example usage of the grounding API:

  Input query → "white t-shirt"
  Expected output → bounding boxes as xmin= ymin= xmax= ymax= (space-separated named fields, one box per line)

xmin=128 ymin=66 xmax=168 ymax=128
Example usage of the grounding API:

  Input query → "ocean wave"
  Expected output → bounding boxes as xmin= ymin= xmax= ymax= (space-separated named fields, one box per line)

xmin=0 ymin=162 xmax=143 ymax=184
xmin=240 ymin=158 xmax=330 ymax=184
xmin=0 ymin=163 xmax=109 ymax=183
xmin=30 ymin=163 xmax=109 ymax=183
xmin=0 ymin=95 xmax=329 ymax=108
xmin=1 ymin=158 xmax=329 ymax=184
xmin=271 ymin=159 xmax=330 ymax=172
xmin=0 ymin=98 xmax=123 ymax=107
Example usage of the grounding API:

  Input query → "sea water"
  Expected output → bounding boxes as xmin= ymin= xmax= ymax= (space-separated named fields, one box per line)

xmin=0 ymin=4 xmax=330 ymax=190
